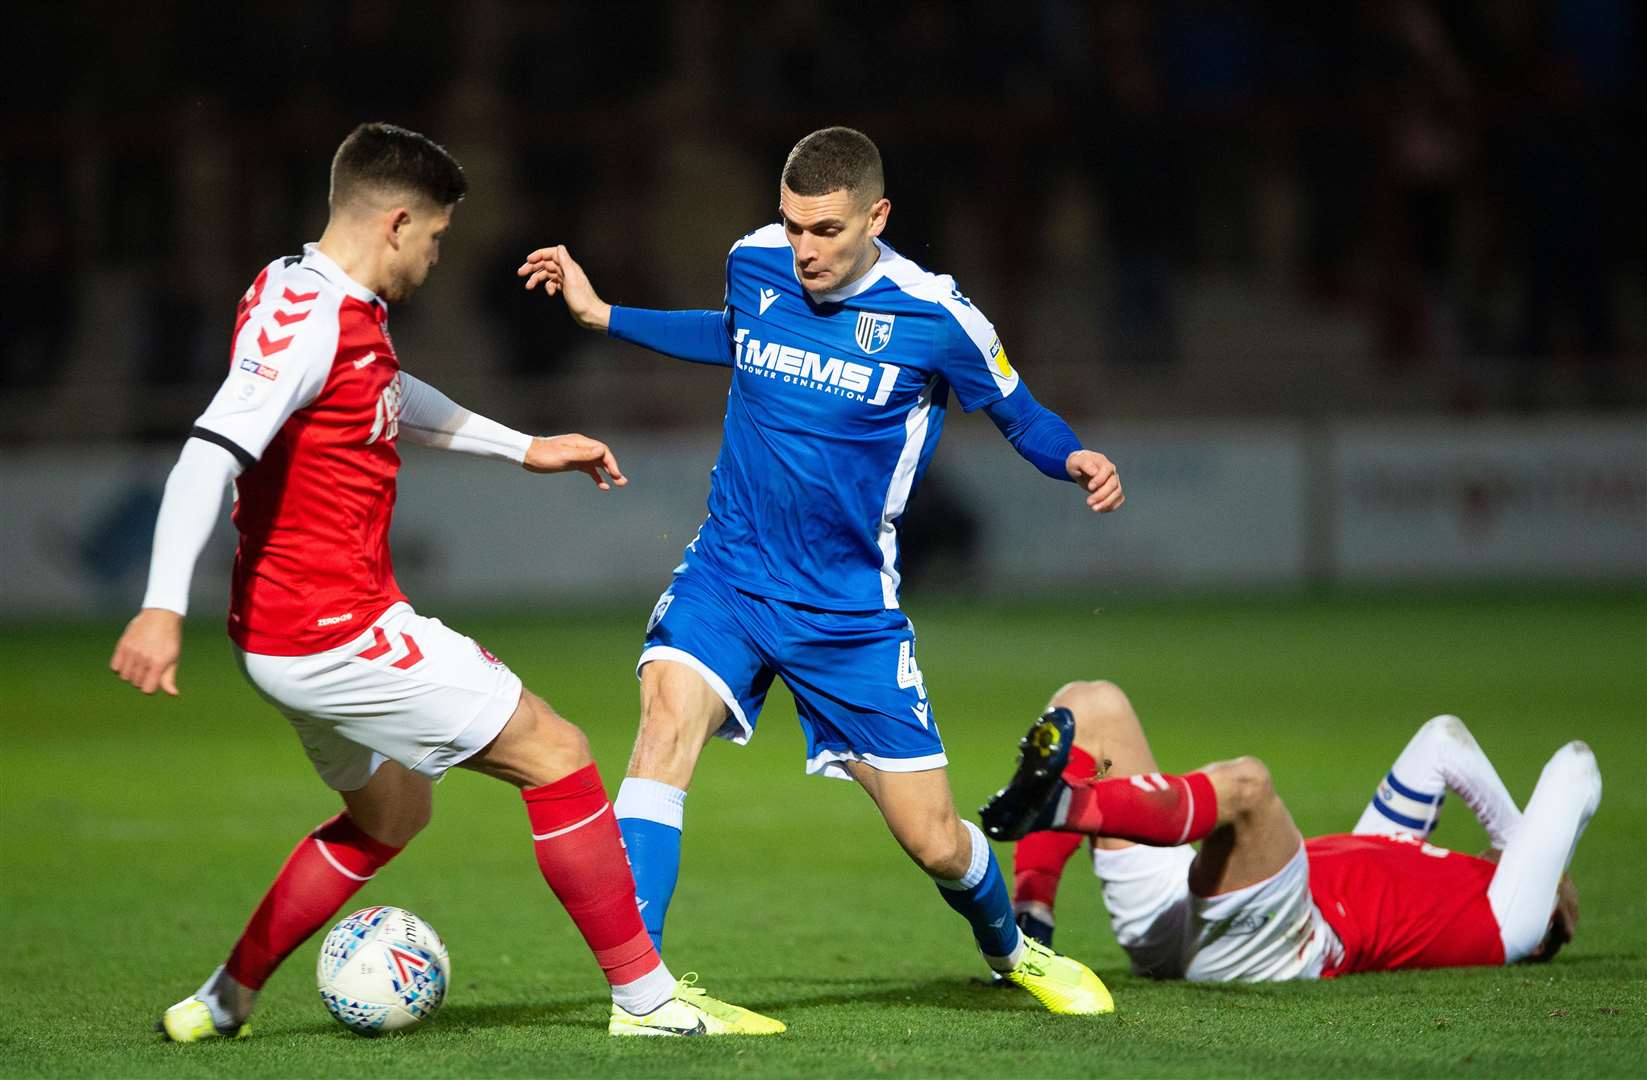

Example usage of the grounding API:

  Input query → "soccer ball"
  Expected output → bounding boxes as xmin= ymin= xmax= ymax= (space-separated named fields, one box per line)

xmin=316 ymin=906 xmax=450 ymax=1035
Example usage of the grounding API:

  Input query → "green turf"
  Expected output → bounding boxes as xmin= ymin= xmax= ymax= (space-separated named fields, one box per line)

xmin=2 ymin=591 xmax=1644 ymax=1078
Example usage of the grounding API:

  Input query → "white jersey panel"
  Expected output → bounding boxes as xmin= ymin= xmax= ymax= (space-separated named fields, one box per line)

xmin=195 ymin=262 xmax=341 ymax=461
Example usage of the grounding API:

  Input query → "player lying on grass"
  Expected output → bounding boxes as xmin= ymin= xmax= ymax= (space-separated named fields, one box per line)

xmin=979 ymin=680 xmax=1598 ymax=981
xmin=518 ymin=127 xmax=1121 ymax=1014
xmin=109 ymin=123 xmax=780 ymax=1039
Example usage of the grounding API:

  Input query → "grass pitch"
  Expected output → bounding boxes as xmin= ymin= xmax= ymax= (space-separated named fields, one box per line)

xmin=1 ymin=590 xmax=1644 ymax=1078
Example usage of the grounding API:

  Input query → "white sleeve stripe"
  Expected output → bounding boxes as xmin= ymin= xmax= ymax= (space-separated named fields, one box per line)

xmin=531 ymin=803 xmax=610 ymax=842
xmin=312 ymin=837 xmax=374 ymax=882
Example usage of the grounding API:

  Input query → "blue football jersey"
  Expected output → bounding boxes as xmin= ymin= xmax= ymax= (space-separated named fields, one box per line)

xmin=684 ymin=224 xmax=1022 ymax=611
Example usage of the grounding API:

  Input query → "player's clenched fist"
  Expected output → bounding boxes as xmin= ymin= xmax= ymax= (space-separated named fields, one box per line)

xmin=1066 ymin=451 xmax=1124 ymax=512
xmin=524 ymin=433 xmax=628 ymax=490
xmin=110 ymin=608 xmax=184 ymax=696
xmin=517 ymin=245 xmax=612 ymax=332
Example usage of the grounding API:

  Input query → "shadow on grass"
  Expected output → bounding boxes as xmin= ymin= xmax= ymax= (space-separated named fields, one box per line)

xmin=280 ymin=998 xmax=604 ymax=1040
xmin=761 ymin=975 xmax=1058 ymax=1014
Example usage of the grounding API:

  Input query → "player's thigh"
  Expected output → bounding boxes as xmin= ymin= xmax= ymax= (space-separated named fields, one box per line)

xmin=1189 ymin=757 xmax=1303 ymax=895
xmin=782 ymin=610 xmax=944 ymax=781
xmin=237 ymin=603 xmax=524 ymax=787
xmin=637 ymin=572 xmax=775 ymax=752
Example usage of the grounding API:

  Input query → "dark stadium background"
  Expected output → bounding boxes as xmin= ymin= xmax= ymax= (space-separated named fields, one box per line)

xmin=4 ymin=1 xmax=1642 ymax=434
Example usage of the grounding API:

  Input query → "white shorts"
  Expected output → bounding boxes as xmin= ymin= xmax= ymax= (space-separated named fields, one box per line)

xmin=1090 ymin=842 xmax=1339 ymax=982
xmin=236 ymin=602 xmax=523 ymax=791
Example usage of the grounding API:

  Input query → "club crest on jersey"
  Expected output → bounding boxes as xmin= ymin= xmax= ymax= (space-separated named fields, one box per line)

xmin=367 ymin=378 xmax=402 ymax=444
xmin=855 ymin=311 xmax=895 ymax=355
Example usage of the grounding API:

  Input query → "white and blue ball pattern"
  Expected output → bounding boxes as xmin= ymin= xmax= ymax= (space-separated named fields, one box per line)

xmin=317 ymin=906 xmax=450 ymax=1035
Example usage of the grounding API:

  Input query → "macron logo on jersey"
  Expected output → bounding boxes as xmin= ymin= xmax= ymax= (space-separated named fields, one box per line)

xmin=733 ymin=327 xmax=899 ymax=406
xmin=758 ymin=287 xmax=780 ymax=315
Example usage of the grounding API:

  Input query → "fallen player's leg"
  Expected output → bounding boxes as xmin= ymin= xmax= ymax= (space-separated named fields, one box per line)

xmin=1487 ymin=741 xmax=1601 ymax=963
xmin=1352 ymin=714 xmax=1522 ymax=846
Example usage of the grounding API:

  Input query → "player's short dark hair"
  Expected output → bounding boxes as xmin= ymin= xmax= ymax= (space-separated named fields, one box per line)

xmin=330 ymin=122 xmax=468 ymax=211
xmin=781 ymin=127 xmax=884 ymax=204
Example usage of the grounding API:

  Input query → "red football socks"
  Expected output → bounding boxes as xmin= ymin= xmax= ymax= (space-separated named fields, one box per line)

xmin=1063 ymin=770 xmax=1219 ymax=846
xmin=523 ymin=764 xmax=661 ymax=988
xmin=225 ymin=813 xmax=402 ymax=989
xmin=1013 ymin=744 xmax=1101 ymax=908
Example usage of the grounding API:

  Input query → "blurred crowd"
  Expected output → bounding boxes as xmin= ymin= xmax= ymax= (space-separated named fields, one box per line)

xmin=2 ymin=0 xmax=1642 ymax=442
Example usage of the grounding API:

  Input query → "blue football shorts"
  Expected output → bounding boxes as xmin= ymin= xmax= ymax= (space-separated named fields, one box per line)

xmin=637 ymin=565 xmax=943 ymax=781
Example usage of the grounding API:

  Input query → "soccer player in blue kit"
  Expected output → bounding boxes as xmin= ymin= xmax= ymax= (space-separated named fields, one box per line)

xmin=519 ymin=128 xmax=1124 ymax=1014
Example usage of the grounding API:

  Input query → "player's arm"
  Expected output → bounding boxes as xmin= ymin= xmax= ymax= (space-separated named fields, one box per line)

xmin=937 ymin=306 xmax=1123 ymax=513
xmin=397 ymin=372 xmax=625 ymax=489
xmin=110 ymin=285 xmax=334 ymax=697
xmin=110 ymin=439 xmax=243 ymax=696
xmin=517 ymin=244 xmax=733 ymax=365
xmin=983 ymin=390 xmax=1123 ymax=512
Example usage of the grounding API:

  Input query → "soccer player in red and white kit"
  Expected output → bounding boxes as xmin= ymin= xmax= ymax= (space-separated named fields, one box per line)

xmin=109 ymin=123 xmax=783 ymax=1039
xmin=979 ymin=680 xmax=1599 ymax=982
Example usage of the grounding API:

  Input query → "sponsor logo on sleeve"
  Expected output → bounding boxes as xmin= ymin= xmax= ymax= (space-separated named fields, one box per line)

xmin=988 ymin=337 xmax=1013 ymax=378
xmin=238 ymin=357 xmax=281 ymax=381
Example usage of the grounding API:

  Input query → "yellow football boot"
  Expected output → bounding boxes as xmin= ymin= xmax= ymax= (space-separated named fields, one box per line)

xmin=157 ymin=996 xmax=250 ymax=1042
xmin=609 ymin=974 xmax=786 ymax=1036
xmin=1005 ymin=939 xmax=1116 ymax=1015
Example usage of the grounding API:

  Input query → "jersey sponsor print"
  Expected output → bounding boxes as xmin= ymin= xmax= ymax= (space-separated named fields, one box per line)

xmin=686 ymin=225 xmax=1021 ymax=612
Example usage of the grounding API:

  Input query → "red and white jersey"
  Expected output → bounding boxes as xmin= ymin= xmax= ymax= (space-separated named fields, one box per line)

xmin=1307 ymin=832 xmax=1504 ymax=977
xmin=192 ymin=244 xmax=407 ymax=655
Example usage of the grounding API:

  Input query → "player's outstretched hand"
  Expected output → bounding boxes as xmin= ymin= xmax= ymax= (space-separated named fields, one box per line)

xmin=524 ymin=433 xmax=628 ymax=490
xmin=110 ymin=608 xmax=183 ymax=696
xmin=1066 ymin=451 xmax=1124 ymax=512
xmin=516 ymin=244 xmax=612 ymax=332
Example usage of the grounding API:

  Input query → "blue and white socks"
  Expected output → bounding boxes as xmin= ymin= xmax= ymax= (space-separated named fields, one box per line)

xmin=1355 ymin=714 xmax=1522 ymax=847
xmin=614 ymin=778 xmax=688 ymax=952
xmin=934 ymin=820 xmax=1025 ymax=972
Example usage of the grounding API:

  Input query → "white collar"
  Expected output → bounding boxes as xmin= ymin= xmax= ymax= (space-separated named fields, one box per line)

xmin=800 ymin=239 xmax=890 ymax=305
xmin=302 ymin=243 xmax=386 ymax=308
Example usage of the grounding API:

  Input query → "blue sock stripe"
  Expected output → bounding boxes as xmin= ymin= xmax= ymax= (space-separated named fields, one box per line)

xmin=934 ymin=845 xmax=1020 ymax=960
xmin=1371 ymin=794 xmax=1433 ymax=832
xmin=1383 ymin=770 xmax=1443 ymax=805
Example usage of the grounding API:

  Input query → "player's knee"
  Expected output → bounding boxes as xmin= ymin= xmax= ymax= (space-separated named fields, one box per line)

xmin=517 ymin=691 xmax=594 ymax=783
xmin=1051 ymin=679 xmax=1133 ymax=738
xmin=1542 ymin=740 xmax=1602 ymax=802
xmin=905 ymin=821 xmax=971 ymax=879
xmin=1416 ymin=713 xmax=1477 ymax=753
xmin=1218 ymin=756 xmax=1277 ymax=818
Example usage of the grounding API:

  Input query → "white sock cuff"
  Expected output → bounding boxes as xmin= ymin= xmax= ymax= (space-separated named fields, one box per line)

xmin=610 ymin=961 xmax=677 ymax=1016
xmin=613 ymin=778 xmax=687 ymax=830
xmin=936 ymin=820 xmax=992 ymax=891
